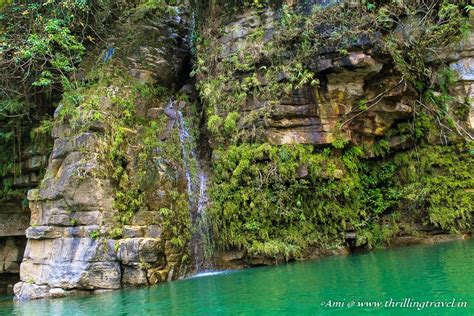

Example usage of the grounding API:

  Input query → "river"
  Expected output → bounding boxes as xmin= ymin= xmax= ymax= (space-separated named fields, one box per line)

xmin=1 ymin=239 xmax=472 ymax=315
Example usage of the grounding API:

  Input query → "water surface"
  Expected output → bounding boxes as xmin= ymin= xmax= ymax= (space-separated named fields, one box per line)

xmin=1 ymin=239 xmax=472 ymax=315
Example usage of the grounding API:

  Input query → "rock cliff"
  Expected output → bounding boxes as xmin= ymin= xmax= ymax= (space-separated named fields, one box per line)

xmin=0 ymin=0 xmax=471 ymax=300
xmin=194 ymin=0 xmax=473 ymax=267
xmin=0 ymin=142 xmax=49 ymax=294
xmin=14 ymin=2 xmax=194 ymax=300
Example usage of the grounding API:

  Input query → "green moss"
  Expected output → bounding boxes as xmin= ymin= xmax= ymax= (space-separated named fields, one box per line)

xmin=52 ymin=57 xmax=194 ymax=243
xmin=208 ymin=142 xmax=473 ymax=257
xmin=394 ymin=144 xmax=473 ymax=232
xmin=223 ymin=112 xmax=240 ymax=135
xmin=159 ymin=191 xmax=192 ymax=248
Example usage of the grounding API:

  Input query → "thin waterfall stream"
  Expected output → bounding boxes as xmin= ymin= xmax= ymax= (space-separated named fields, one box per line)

xmin=169 ymin=99 xmax=213 ymax=273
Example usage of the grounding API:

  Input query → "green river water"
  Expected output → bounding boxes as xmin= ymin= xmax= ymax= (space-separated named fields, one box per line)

xmin=0 ymin=239 xmax=472 ymax=315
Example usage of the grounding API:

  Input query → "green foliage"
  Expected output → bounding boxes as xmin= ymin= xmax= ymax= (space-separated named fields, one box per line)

xmin=383 ymin=1 xmax=468 ymax=91
xmin=159 ymin=191 xmax=192 ymax=248
xmin=89 ymin=230 xmax=100 ymax=239
xmin=194 ymin=1 xmax=378 ymax=145
xmin=1 ymin=0 xmax=91 ymax=108
xmin=207 ymin=114 xmax=223 ymax=136
xmin=194 ymin=1 xmax=472 ymax=260
xmin=0 ymin=0 xmax=470 ymax=268
xmin=394 ymin=144 xmax=473 ymax=232
xmin=55 ymin=55 xmax=197 ymax=245
xmin=223 ymin=112 xmax=240 ymax=134
xmin=209 ymin=142 xmax=473 ymax=257
xmin=195 ymin=0 xmax=471 ymax=148
xmin=0 ymin=0 xmax=94 ymax=201
xmin=191 ymin=0 xmax=270 ymax=20
xmin=209 ymin=143 xmax=356 ymax=257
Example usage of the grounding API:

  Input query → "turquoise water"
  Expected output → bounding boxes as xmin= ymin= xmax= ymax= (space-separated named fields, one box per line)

xmin=1 ymin=239 xmax=472 ymax=315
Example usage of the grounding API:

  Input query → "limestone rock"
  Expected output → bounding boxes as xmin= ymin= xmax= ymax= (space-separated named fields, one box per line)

xmin=450 ymin=58 xmax=474 ymax=81
xmin=48 ymin=288 xmax=89 ymax=298
xmin=123 ymin=226 xmax=145 ymax=238
xmin=14 ymin=282 xmax=50 ymax=301
xmin=26 ymin=226 xmax=62 ymax=240
xmin=145 ymin=225 xmax=162 ymax=239
xmin=139 ymin=238 xmax=163 ymax=263
xmin=117 ymin=238 xmax=164 ymax=265
xmin=79 ymin=262 xmax=122 ymax=290
xmin=19 ymin=238 xmax=118 ymax=290
xmin=117 ymin=239 xmax=141 ymax=265
xmin=122 ymin=267 xmax=148 ymax=287
xmin=13 ymin=0 xmax=192 ymax=301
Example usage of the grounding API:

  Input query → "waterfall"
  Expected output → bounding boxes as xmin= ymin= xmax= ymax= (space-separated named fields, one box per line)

xmin=173 ymin=102 xmax=213 ymax=273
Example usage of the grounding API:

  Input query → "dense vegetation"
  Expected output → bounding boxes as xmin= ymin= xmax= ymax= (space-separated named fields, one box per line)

xmin=194 ymin=0 xmax=474 ymax=258
xmin=0 ymin=0 xmax=100 ymax=201
xmin=209 ymin=141 xmax=473 ymax=258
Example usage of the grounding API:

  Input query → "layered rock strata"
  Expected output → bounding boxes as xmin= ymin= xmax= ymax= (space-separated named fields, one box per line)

xmin=14 ymin=5 xmax=192 ymax=300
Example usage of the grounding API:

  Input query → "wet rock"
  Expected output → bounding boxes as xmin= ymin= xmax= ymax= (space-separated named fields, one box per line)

xmin=49 ymin=288 xmax=68 ymax=298
xmin=79 ymin=262 xmax=122 ymax=289
xmin=48 ymin=288 xmax=82 ymax=298
xmin=122 ymin=267 xmax=148 ymax=286
xmin=390 ymin=234 xmax=467 ymax=247
xmin=248 ymin=256 xmax=276 ymax=266
xmin=147 ymin=268 xmax=168 ymax=285
xmin=218 ymin=250 xmax=246 ymax=269
xmin=93 ymin=289 xmax=115 ymax=295
xmin=14 ymin=282 xmax=50 ymax=300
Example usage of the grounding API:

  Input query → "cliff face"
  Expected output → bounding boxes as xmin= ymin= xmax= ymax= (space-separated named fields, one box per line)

xmin=197 ymin=3 xmax=473 ymax=147
xmin=195 ymin=1 xmax=474 ymax=266
xmin=13 ymin=3 xmax=194 ymax=300
xmin=3 ymin=0 xmax=473 ymax=300
xmin=0 ymin=139 xmax=50 ymax=294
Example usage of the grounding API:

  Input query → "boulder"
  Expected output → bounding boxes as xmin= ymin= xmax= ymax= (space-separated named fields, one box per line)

xmin=123 ymin=225 xmax=145 ymax=238
xmin=145 ymin=225 xmax=162 ymax=239
xmin=14 ymin=282 xmax=50 ymax=300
